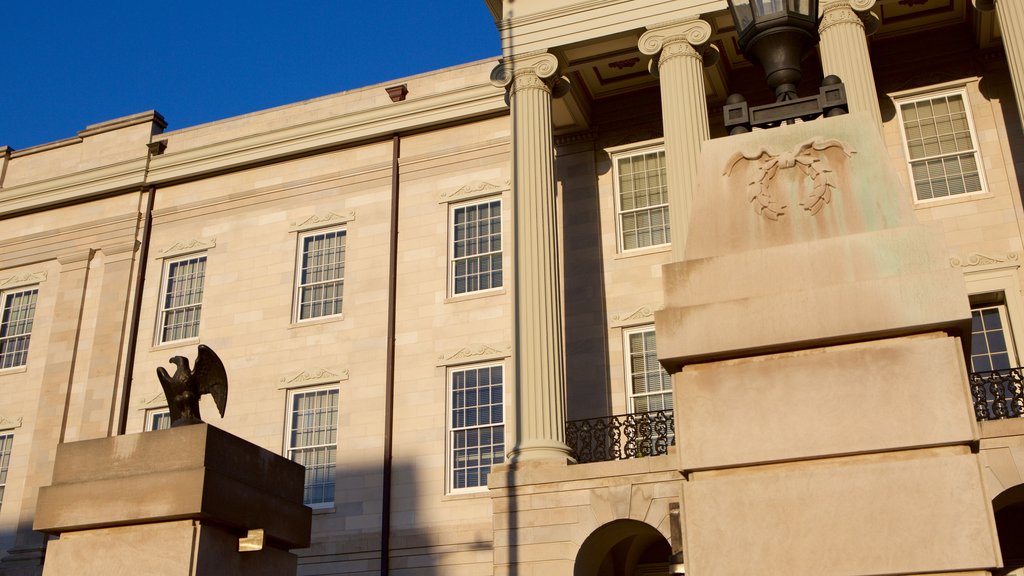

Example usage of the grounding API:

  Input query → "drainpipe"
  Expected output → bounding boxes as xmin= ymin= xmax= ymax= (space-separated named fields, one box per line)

xmin=381 ymin=132 xmax=401 ymax=575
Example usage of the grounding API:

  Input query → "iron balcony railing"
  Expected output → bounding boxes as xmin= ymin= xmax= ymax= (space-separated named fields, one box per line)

xmin=970 ymin=367 xmax=1024 ymax=421
xmin=566 ymin=409 xmax=675 ymax=464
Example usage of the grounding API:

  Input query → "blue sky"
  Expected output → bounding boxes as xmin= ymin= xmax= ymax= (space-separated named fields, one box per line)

xmin=0 ymin=2 xmax=500 ymax=150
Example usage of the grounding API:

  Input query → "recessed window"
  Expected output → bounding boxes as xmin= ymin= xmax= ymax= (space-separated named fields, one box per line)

xmin=286 ymin=387 xmax=339 ymax=507
xmin=0 ymin=432 xmax=12 ymax=514
xmin=451 ymin=199 xmax=502 ymax=296
xmin=896 ymin=89 xmax=985 ymax=202
xmin=614 ymin=148 xmax=670 ymax=251
xmin=449 ymin=364 xmax=504 ymax=492
xmin=970 ymin=293 xmax=1018 ymax=373
xmin=0 ymin=288 xmax=38 ymax=369
xmin=146 ymin=409 xmax=172 ymax=431
xmin=625 ymin=327 xmax=673 ymax=413
xmin=158 ymin=255 xmax=207 ymax=344
xmin=295 ymin=229 xmax=346 ymax=321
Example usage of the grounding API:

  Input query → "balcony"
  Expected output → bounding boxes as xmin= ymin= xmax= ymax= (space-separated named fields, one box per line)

xmin=566 ymin=410 xmax=675 ymax=464
xmin=970 ymin=367 xmax=1024 ymax=421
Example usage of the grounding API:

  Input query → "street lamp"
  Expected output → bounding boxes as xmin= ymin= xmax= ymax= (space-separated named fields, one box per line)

xmin=723 ymin=0 xmax=848 ymax=134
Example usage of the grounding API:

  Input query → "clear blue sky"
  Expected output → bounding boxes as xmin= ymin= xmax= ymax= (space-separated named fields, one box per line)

xmin=0 ymin=2 xmax=500 ymax=150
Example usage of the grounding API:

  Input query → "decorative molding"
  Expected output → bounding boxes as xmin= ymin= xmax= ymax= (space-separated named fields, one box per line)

xmin=950 ymin=252 xmax=1021 ymax=268
xmin=290 ymin=211 xmax=356 ymax=232
xmin=436 ymin=344 xmax=512 ymax=367
xmin=610 ymin=306 xmax=657 ymax=328
xmin=0 ymin=270 xmax=47 ymax=290
xmin=156 ymin=237 xmax=217 ymax=260
xmin=137 ymin=393 xmax=168 ymax=409
xmin=608 ymin=57 xmax=640 ymax=70
xmin=438 ymin=180 xmax=510 ymax=204
xmin=0 ymin=416 xmax=23 ymax=430
xmin=723 ymin=138 xmax=857 ymax=221
xmin=278 ymin=368 xmax=349 ymax=389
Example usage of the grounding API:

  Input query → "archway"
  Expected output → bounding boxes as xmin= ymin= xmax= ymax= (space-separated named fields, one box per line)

xmin=575 ymin=519 xmax=675 ymax=576
xmin=994 ymin=485 xmax=1024 ymax=575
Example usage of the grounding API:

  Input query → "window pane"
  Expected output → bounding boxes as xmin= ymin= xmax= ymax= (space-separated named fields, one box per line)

xmin=287 ymin=388 xmax=340 ymax=506
xmin=450 ymin=365 xmax=504 ymax=490
xmin=0 ymin=288 xmax=39 ymax=369
xmin=298 ymin=230 xmax=346 ymax=320
xmin=452 ymin=200 xmax=502 ymax=295
xmin=160 ymin=256 xmax=206 ymax=343
xmin=618 ymin=150 xmax=670 ymax=251
xmin=901 ymin=92 xmax=982 ymax=202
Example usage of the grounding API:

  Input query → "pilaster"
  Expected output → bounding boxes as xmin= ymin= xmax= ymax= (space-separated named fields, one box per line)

xmin=819 ymin=0 xmax=882 ymax=131
xmin=975 ymin=0 xmax=1024 ymax=131
xmin=639 ymin=17 xmax=714 ymax=261
xmin=490 ymin=52 xmax=573 ymax=463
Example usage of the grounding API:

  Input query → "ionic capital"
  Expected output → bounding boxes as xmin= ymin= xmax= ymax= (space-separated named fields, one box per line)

xmin=639 ymin=17 xmax=714 ymax=70
xmin=820 ymin=0 xmax=877 ymax=33
xmin=490 ymin=51 xmax=563 ymax=96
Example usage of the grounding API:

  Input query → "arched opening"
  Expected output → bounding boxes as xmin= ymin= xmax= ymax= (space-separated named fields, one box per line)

xmin=994 ymin=485 xmax=1024 ymax=576
xmin=575 ymin=519 xmax=676 ymax=576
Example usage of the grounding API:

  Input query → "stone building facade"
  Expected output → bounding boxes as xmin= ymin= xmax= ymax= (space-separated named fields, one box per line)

xmin=3 ymin=0 xmax=1024 ymax=574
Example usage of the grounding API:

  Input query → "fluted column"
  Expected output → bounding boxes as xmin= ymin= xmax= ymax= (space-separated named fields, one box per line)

xmin=639 ymin=18 xmax=715 ymax=261
xmin=819 ymin=0 xmax=882 ymax=130
xmin=491 ymin=52 xmax=573 ymax=463
xmin=975 ymin=0 xmax=1024 ymax=130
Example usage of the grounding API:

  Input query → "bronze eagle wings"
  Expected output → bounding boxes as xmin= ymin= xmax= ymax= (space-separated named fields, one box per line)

xmin=157 ymin=344 xmax=228 ymax=427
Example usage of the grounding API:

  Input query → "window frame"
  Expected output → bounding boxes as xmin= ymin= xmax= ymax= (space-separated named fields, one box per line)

xmin=623 ymin=325 xmax=673 ymax=414
xmin=145 ymin=408 xmax=172 ymax=432
xmin=156 ymin=253 xmax=208 ymax=345
xmin=449 ymin=197 xmax=504 ymax=298
xmin=447 ymin=362 xmax=506 ymax=494
xmin=293 ymin=227 xmax=347 ymax=323
xmin=0 ymin=431 xmax=11 ymax=515
xmin=611 ymin=144 xmax=671 ymax=253
xmin=284 ymin=385 xmax=340 ymax=509
xmin=0 ymin=286 xmax=39 ymax=370
xmin=894 ymin=86 xmax=987 ymax=204
xmin=969 ymin=292 xmax=1020 ymax=373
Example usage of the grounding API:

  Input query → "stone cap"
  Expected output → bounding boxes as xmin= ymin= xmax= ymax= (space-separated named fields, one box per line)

xmin=34 ymin=424 xmax=312 ymax=549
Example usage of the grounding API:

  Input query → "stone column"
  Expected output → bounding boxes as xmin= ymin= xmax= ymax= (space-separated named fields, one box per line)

xmin=639 ymin=18 xmax=714 ymax=261
xmin=490 ymin=52 xmax=573 ymax=462
xmin=976 ymin=0 xmax=1024 ymax=130
xmin=819 ymin=0 xmax=882 ymax=130
xmin=1 ymin=250 xmax=92 ymax=575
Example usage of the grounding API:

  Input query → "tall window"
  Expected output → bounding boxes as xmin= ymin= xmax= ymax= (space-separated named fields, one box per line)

xmin=897 ymin=89 xmax=984 ymax=202
xmin=450 ymin=364 xmax=504 ymax=492
xmin=295 ymin=229 xmax=346 ymax=321
xmin=159 ymin=255 xmax=207 ymax=343
xmin=286 ymin=387 xmax=339 ymax=507
xmin=0 ymin=432 xmax=12 ymax=514
xmin=146 ymin=409 xmax=172 ymax=431
xmin=625 ymin=327 xmax=673 ymax=413
xmin=615 ymin=149 xmax=670 ymax=251
xmin=0 ymin=288 xmax=38 ymax=369
xmin=970 ymin=294 xmax=1018 ymax=372
xmin=451 ymin=199 xmax=502 ymax=296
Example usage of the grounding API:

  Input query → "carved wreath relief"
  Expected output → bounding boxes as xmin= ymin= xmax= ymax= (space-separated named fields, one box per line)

xmin=723 ymin=138 xmax=856 ymax=221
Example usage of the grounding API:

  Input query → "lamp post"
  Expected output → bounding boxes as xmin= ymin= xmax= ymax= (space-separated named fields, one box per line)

xmin=724 ymin=0 xmax=848 ymax=134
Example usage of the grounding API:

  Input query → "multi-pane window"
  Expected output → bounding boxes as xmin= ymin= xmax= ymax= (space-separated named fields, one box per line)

xmin=616 ymin=149 xmax=670 ymax=251
xmin=0 ymin=288 xmax=38 ymax=369
xmin=296 ymin=229 xmax=346 ymax=321
xmin=625 ymin=327 xmax=673 ymax=413
xmin=970 ymin=299 xmax=1017 ymax=373
xmin=286 ymin=387 xmax=339 ymax=507
xmin=897 ymin=90 xmax=984 ymax=202
xmin=0 ymin=432 xmax=12 ymax=514
xmin=450 ymin=364 xmax=504 ymax=492
xmin=159 ymin=255 xmax=207 ymax=343
xmin=147 ymin=409 xmax=172 ymax=431
xmin=451 ymin=200 xmax=502 ymax=295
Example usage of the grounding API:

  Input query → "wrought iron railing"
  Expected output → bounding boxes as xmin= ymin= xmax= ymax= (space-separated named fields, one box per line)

xmin=970 ymin=368 xmax=1024 ymax=421
xmin=565 ymin=410 xmax=675 ymax=464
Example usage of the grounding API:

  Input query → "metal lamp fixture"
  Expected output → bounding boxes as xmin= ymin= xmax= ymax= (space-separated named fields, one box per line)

xmin=727 ymin=0 xmax=820 ymax=101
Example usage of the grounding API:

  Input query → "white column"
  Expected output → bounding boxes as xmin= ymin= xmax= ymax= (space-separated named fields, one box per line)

xmin=819 ymin=0 xmax=882 ymax=130
xmin=639 ymin=18 xmax=714 ymax=262
xmin=976 ymin=0 xmax=1024 ymax=130
xmin=491 ymin=52 xmax=573 ymax=463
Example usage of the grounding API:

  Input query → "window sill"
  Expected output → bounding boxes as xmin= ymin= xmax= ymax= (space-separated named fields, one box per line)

xmin=289 ymin=314 xmax=345 ymax=329
xmin=913 ymin=190 xmax=991 ymax=209
xmin=614 ymin=244 xmax=671 ymax=260
xmin=445 ymin=288 xmax=507 ymax=304
xmin=311 ymin=505 xmax=336 ymax=515
xmin=0 ymin=365 xmax=29 ymax=376
xmin=443 ymin=487 xmax=492 ymax=501
xmin=151 ymin=338 xmax=200 ymax=353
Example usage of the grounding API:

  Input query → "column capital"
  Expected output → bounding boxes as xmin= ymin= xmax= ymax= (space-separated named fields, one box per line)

xmin=490 ymin=51 xmax=562 ymax=88
xmin=639 ymin=18 xmax=716 ymax=72
xmin=820 ymin=0 xmax=877 ymax=35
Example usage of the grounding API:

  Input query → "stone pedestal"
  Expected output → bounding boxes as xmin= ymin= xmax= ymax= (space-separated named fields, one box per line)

xmin=32 ymin=424 xmax=311 ymax=576
xmin=656 ymin=113 xmax=1001 ymax=575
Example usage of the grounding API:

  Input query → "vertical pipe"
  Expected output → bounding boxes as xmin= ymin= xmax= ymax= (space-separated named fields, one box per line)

xmin=381 ymin=134 xmax=401 ymax=575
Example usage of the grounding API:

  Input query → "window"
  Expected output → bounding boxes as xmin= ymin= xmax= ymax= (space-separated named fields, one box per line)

xmin=0 ymin=432 xmax=12 ymax=514
xmin=450 ymin=364 xmax=504 ymax=492
xmin=146 ymin=409 xmax=171 ymax=431
xmin=451 ymin=199 xmax=502 ymax=296
xmin=625 ymin=327 xmax=673 ymax=413
xmin=286 ymin=387 xmax=338 ymax=507
xmin=0 ymin=288 xmax=38 ymax=369
xmin=970 ymin=293 xmax=1018 ymax=373
xmin=615 ymin=148 xmax=670 ymax=251
xmin=295 ymin=229 xmax=346 ymax=321
xmin=158 ymin=255 xmax=207 ymax=343
xmin=896 ymin=89 xmax=984 ymax=202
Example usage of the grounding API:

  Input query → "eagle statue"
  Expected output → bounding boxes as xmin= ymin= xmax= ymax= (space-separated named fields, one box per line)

xmin=156 ymin=344 xmax=228 ymax=427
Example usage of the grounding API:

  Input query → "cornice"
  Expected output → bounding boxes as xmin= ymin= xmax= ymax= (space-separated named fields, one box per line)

xmin=156 ymin=237 xmax=217 ymax=260
xmin=0 ymin=416 xmax=23 ymax=430
xmin=436 ymin=343 xmax=512 ymax=367
xmin=278 ymin=368 xmax=350 ymax=389
xmin=438 ymin=180 xmax=510 ymax=204
xmin=610 ymin=305 xmax=658 ymax=328
xmin=0 ymin=270 xmax=47 ymax=290
xmin=147 ymin=83 xmax=505 ymax=186
xmin=0 ymin=157 xmax=149 ymax=217
xmin=290 ymin=211 xmax=356 ymax=232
